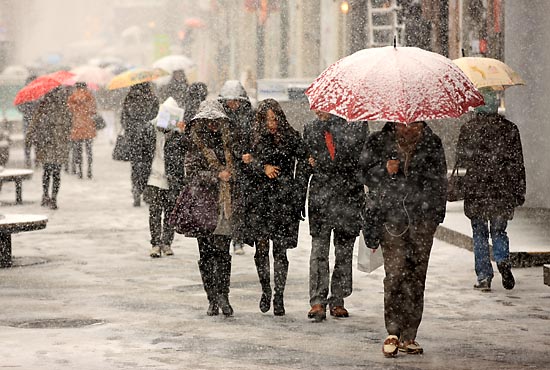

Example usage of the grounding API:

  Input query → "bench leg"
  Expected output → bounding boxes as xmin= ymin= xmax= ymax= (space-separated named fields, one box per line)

xmin=0 ymin=232 xmax=12 ymax=268
xmin=15 ymin=179 xmax=23 ymax=204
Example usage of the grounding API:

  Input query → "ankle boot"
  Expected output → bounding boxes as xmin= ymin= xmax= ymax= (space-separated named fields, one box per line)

xmin=273 ymin=294 xmax=285 ymax=316
xmin=218 ymin=293 xmax=233 ymax=317
xmin=198 ymin=259 xmax=219 ymax=316
xmin=254 ymin=248 xmax=272 ymax=313
xmin=217 ymin=253 xmax=233 ymax=316
xmin=273 ymin=253 xmax=289 ymax=316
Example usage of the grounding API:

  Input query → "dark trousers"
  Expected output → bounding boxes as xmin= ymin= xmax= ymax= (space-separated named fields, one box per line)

xmin=130 ymin=161 xmax=148 ymax=201
xmin=148 ymin=186 xmax=175 ymax=247
xmin=254 ymin=238 xmax=289 ymax=298
xmin=197 ymin=235 xmax=232 ymax=303
xmin=309 ymin=228 xmax=356 ymax=308
xmin=73 ymin=139 xmax=93 ymax=177
xmin=42 ymin=163 xmax=61 ymax=200
xmin=381 ymin=222 xmax=437 ymax=341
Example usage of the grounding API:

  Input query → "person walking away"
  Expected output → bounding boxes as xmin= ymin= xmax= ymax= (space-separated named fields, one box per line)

xmin=16 ymin=74 xmax=38 ymax=168
xmin=299 ymin=112 xmax=368 ymax=321
xmin=158 ymin=69 xmax=188 ymax=108
xmin=248 ymin=99 xmax=308 ymax=316
xmin=359 ymin=121 xmax=447 ymax=357
xmin=183 ymin=82 xmax=208 ymax=125
xmin=455 ymin=90 xmax=526 ymax=292
xmin=218 ymin=80 xmax=256 ymax=256
xmin=121 ymin=82 xmax=160 ymax=207
xmin=142 ymin=98 xmax=188 ymax=258
xmin=67 ymin=82 xmax=98 ymax=179
xmin=25 ymin=87 xmax=72 ymax=209
xmin=185 ymin=100 xmax=235 ymax=316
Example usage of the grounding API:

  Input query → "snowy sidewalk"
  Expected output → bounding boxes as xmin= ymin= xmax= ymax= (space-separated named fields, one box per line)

xmin=0 ymin=132 xmax=549 ymax=369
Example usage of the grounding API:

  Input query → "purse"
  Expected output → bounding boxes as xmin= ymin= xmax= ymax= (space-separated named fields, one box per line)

xmin=93 ymin=114 xmax=106 ymax=130
xmin=169 ymin=181 xmax=218 ymax=236
xmin=112 ymin=129 xmax=131 ymax=161
xmin=447 ymin=162 xmax=465 ymax=202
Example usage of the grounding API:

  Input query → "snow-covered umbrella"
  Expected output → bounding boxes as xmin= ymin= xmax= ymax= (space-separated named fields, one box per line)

xmin=305 ymin=46 xmax=485 ymax=124
xmin=152 ymin=55 xmax=197 ymax=85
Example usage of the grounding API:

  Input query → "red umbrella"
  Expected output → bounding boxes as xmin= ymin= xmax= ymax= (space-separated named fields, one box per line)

xmin=13 ymin=70 xmax=75 ymax=106
xmin=305 ymin=46 xmax=485 ymax=124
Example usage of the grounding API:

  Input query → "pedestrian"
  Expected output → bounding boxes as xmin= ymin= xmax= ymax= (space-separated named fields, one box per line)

xmin=182 ymin=82 xmax=208 ymax=125
xmin=67 ymin=82 xmax=98 ymax=179
xmin=248 ymin=98 xmax=308 ymax=316
xmin=141 ymin=98 xmax=188 ymax=258
xmin=120 ymin=82 xmax=160 ymax=207
xmin=16 ymin=74 xmax=38 ymax=168
xmin=359 ymin=120 xmax=447 ymax=357
xmin=158 ymin=69 xmax=188 ymax=108
xmin=25 ymin=87 xmax=72 ymax=210
xmin=185 ymin=99 xmax=235 ymax=317
xmin=300 ymin=111 xmax=368 ymax=322
xmin=455 ymin=90 xmax=526 ymax=292
xmin=218 ymin=80 xmax=256 ymax=256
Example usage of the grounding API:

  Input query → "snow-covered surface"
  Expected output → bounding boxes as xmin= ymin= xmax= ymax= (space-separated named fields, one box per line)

xmin=1 ymin=133 xmax=549 ymax=369
xmin=306 ymin=46 xmax=485 ymax=124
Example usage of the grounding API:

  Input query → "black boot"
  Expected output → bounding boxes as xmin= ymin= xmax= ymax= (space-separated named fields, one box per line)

xmin=497 ymin=261 xmax=515 ymax=290
xmin=198 ymin=259 xmax=219 ymax=316
xmin=217 ymin=253 xmax=233 ymax=316
xmin=254 ymin=246 xmax=272 ymax=313
xmin=273 ymin=251 xmax=289 ymax=316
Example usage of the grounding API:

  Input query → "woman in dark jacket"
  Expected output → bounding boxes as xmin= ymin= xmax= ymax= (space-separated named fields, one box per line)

xmin=120 ymin=82 xmax=160 ymax=207
xmin=359 ymin=121 xmax=447 ymax=356
xmin=456 ymin=109 xmax=525 ymax=292
xmin=184 ymin=100 xmax=235 ymax=317
xmin=247 ymin=98 xmax=308 ymax=316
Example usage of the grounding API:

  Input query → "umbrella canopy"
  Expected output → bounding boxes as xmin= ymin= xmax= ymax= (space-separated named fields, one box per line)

xmin=13 ymin=70 xmax=74 ymax=106
xmin=305 ymin=46 xmax=485 ymax=124
xmin=152 ymin=55 xmax=197 ymax=85
xmin=68 ymin=65 xmax=114 ymax=87
xmin=107 ymin=67 xmax=168 ymax=90
xmin=453 ymin=57 xmax=524 ymax=91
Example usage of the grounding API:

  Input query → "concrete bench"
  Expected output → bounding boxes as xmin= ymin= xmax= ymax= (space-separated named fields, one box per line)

xmin=0 ymin=214 xmax=48 ymax=267
xmin=544 ymin=265 xmax=550 ymax=287
xmin=0 ymin=168 xmax=33 ymax=204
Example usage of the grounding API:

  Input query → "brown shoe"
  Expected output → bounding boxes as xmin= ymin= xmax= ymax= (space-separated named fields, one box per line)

xmin=382 ymin=335 xmax=399 ymax=357
xmin=398 ymin=339 xmax=423 ymax=354
xmin=307 ymin=304 xmax=326 ymax=322
xmin=329 ymin=306 xmax=349 ymax=318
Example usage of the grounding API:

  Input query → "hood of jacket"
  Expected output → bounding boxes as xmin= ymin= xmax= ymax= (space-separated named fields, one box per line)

xmin=191 ymin=99 xmax=229 ymax=122
xmin=218 ymin=80 xmax=250 ymax=102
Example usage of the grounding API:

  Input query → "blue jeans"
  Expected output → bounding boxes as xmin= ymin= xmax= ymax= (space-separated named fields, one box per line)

xmin=471 ymin=218 xmax=509 ymax=282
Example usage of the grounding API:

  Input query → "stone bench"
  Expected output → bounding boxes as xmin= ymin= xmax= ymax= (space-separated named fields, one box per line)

xmin=0 ymin=168 xmax=33 ymax=204
xmin=0 ymin=214 xmax=48 ymax=267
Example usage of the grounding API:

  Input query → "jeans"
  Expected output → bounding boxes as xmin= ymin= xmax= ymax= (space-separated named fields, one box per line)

xmin=471 ymin=217 xmax=509 ymax=282
xmin=148 ymin=186 xmax=176 ymax=247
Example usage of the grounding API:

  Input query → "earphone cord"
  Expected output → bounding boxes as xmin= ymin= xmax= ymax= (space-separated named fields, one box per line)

xmin=384 ymin=192 xmax=410 ymax=237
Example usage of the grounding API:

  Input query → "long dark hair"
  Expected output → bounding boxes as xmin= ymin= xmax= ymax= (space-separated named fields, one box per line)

xmin=256 ymin=98 xmax=293 ymax=137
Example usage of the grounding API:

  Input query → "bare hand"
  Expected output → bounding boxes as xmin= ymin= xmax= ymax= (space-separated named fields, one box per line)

xmin=386 ymin=159 xmax=400 ymax=175
xmin=242 ymin=153 xmax=253 ymax=164
xmin=218 ymin=170 xmax=232 ymax=182
xmin=308 ymin=156 xmax=316 ymax=167
xmin=264 ymin=164 xmax=280 ymax=179
xmin=176 ymin=121 xmax=186 ymax=132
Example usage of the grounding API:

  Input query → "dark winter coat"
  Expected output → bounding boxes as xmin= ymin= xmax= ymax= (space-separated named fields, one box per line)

xmin=359 ymin=122 xmax=447 ymax=227
xmin=26 ymin=88 xmax=72 ymax=165
xmin=246 ymin=128 xmax=308 ymax=247
xmin=120 ymin=83 xmax=160 ymax=163
xmin=158 ymin=76 xmax=188 ymax=108
xmin=300 ymin=117 xmax=369 ymax=238
xmin=456 ymin=112 xmax=526 ymax=220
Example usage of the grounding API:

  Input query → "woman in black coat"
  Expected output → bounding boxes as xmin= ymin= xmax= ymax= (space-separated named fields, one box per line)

xmin=248 ymin=98 xmax=308 ymax=316
xmin=120 ymin=82 xmax=160 ymax=207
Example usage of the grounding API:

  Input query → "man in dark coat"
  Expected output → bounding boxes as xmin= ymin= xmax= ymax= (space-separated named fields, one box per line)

xmin=456 ymin=103 xmax=526 ymax=292
xmin=359 ymin=121 xmax=447 ymax=356
xmin=299 ymin=111 xmax=368 ymax=321
xmin=158 ymin=69 xmax=188 ymax=108
xmin=121 ymin=82 xmax=160 ymax=207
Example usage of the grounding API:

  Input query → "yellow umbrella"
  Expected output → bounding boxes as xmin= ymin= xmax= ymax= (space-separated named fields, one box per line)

xmin=107 ymin=67 xmax=169 ymax=90
xmin=453 ymin=57 xmax=524 ymax=91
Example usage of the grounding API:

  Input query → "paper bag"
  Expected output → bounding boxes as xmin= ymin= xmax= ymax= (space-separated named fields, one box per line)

xmin=357 ymin=231 xmax=384 ymax=273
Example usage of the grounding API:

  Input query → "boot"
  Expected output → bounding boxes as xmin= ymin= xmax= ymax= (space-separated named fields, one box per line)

xmin=198 ymin=259 xmax=219 ymax=316
xmin=497 ymin=261 xmax=515 ymax=290
xmin=217 ymin=253 xmax=233 ymax=317
xmin=254 ymin=249 xmax=272 ymax=313
xmin=273 ymin=255 xmax=288 ymax=316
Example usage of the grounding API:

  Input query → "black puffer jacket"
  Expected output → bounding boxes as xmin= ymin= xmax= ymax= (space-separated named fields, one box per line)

xmin=359 ymin=121 xmax=447 ymax=226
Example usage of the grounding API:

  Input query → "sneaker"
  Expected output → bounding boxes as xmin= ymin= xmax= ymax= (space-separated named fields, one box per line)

xmin=497 ymin=261 xmax=515 ymax=290
xmin=474 ymin=278 xmax=492 ymax=292
xmin=150 ymin=246 xmax=161 ymax=258
xmin=161 ymin=245 xmax=174 ymax=256
xmin=399 ymin=339 xmax=424 ymax=354
xmin=382 ymin=335 xmax=399 ymax=357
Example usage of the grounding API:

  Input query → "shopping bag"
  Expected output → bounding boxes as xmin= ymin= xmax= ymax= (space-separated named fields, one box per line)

xmin=112 ymin=132 xmax=131 ymax=161
xmin=447 ymin=164 xmax=465 ymax=202
xmin=357 ymin=231 xmax=384 ymax=273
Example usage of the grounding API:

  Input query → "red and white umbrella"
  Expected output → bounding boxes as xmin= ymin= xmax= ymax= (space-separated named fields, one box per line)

xmin=305 ymin=46 xmax=485 ymax=124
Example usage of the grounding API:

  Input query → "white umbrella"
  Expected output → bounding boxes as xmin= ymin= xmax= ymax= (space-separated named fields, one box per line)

xmin=152 ymin=55 xmax=197 ymax=85
xmin=68 ymin=65 xmax=115 ymax=87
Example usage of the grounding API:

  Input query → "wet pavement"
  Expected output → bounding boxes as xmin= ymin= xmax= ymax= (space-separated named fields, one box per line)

xmin=1 ymin=132 xmax=549 ymax=369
